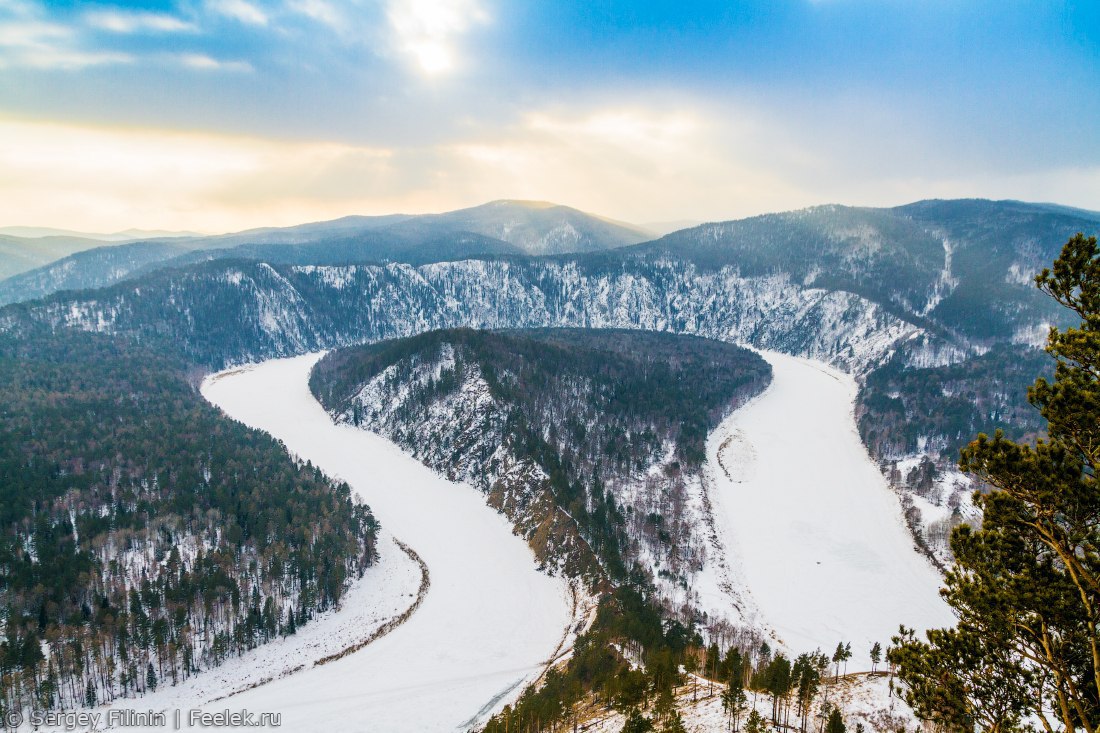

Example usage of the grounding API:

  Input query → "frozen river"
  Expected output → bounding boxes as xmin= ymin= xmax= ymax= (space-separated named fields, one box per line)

xmin=80 ymin=346 xmax=951 ymax=733
xmin=196 ymin=353 xmax=575 ymax=732
xmin=706 ymin=350 xmax=954 ymax=665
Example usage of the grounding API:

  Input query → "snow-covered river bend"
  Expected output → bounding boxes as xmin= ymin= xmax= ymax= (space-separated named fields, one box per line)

xmin=93 ymin=347 xmax=953 ymax=732
xmin=705 ymin=350 xmax=954 ymax=665
xmin=199 ymin=353 xmax=577 ymax=732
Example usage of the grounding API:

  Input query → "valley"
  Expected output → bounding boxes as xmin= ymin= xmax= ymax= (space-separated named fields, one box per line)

xmin=1 ymin=198 xmax=1095 ymax=731
xmin=159 ymin=342 xmax=949 ymax=731
xmin=4 ymin=2 xmax=1097 ymax=727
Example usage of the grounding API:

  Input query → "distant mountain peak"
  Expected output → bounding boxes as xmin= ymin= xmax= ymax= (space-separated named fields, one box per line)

xmin=480 ymin=199 xmax=561 ymax=210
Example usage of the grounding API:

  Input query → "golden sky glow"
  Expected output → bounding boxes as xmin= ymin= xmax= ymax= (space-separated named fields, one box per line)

xmin=1 ymin=1 xmax=1098 ymax=233
xmin=2 ymin=109 xmax=1100 ymax=235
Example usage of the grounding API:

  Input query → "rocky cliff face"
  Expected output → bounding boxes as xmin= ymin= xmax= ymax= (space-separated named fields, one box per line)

xmin=26 ymin=258 xmax=927 ymax=373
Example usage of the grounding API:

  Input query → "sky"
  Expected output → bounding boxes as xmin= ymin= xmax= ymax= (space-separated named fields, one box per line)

xmin=0 ymin=0 xmax=1097 ymax=233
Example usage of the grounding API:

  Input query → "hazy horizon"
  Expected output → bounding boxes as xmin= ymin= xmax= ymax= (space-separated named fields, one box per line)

xmin=1 ymin=1 xmax=1097 ymax=233
xmin=7 ymin=195 xmax=1100 ymax=242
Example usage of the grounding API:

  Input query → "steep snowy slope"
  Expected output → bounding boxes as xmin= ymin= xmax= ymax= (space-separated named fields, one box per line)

xmin=310 ymin=328 xmax=772 ymax=615
xmin=29 ymin=260 xmax=919 ymax=374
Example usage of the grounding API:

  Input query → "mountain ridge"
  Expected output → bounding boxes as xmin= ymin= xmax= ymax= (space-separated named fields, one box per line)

xmin=0 ymin=200 xmax=650 ymax=305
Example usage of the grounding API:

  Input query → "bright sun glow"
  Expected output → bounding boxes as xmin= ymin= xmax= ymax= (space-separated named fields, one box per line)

xmin=386 ymin=0 xmax=487 ymax=76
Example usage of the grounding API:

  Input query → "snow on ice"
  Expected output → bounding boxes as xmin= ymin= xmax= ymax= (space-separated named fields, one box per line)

xmin=700 ymin=350 xmax=955 ymax=667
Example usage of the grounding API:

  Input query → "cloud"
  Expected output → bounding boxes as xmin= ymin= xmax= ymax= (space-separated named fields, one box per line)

xmin=386 ymin=0 xmax=488 ymax=75
xmin=286 ymin=0 xmax=343 ymax=29
xmin=177 ymin=53 xmax=253 ymax=72
xmin=447 ymin=104 xmax=809 ymax=221
xmin=3 ymin=95 xmax=1099 ymax=236
xmin=85 ymin=10 xmax=196 ymax=34
xmin=526 ymin=109 xmax=700 ymax=154
xmin=0 ymin=19 xmax=132 ymax=69
xmin=207 ymin=0 xmax=268 ymax=26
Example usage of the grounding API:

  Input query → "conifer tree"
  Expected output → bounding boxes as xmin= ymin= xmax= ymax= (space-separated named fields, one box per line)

xmin=831 ymin=643 xmax=846 ymax=683
xmin=654 ymin=686 xmax=675 ymax=723
xmin=723 ymin=683 xmax=748 ymax=732
xmin=889 ymin=234 xmax=1100 ymax=733
xmin=661 ymin=709 xmax=687 ymax=733
xmin=724 ymin=647 xmax=745 ymax=688
xmin=622 ymin=708 xmax=655 ymax=733
xmin=793 ymin=653 xmax=821 ymax=733
xmin=869 ymin=643 xmax=881 ymax=674
xmin=684 ymin=651 xmax=699 ymax=702
xmin=707 ymin=642 xmax=721 ymax=696
xmin=745 ymin=708 xmax=768 ymax=733
xmin=758 ymin=653 xmax=792 ymax=725
xmin=759 ymin=641 xmax=772 ymax=668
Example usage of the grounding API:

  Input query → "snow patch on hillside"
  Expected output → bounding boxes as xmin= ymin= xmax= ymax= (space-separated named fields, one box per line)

xmin=581 ymin=673 xmax=920 ymax=733
xmin=290 ymin=265 xmax=358 ymax=289
xmin=97 ymin=533 xmax=423 ymax=727
xmin=921 ymin=238 xmax=959 ymax=315
xmin=1007 ymin=261 xmax=1038 ymax=286
xmin=1013 ymin=321 xmax=1052 ymax=348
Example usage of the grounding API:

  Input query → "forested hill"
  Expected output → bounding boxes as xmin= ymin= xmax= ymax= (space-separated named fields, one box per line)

xmin=8 ymin=199 xmax=1097 ymax=352
xmin=311 ymin=328 xmax=771 ymax=601
xmin=0 ymin=326 xmax=378 ymax=716
xmin=634 ymin=199 xmax=1100 ymax=341
xmin=3 ymin=199 xmax=1095 ymax=572
xmin=8 ymin=199 xmax=1097 ymax=372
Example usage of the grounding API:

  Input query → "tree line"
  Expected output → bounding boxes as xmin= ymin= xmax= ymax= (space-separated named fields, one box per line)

xmin=484 ymin=578 xmax=880 ymax=733
xmin=0 ymin=327 xmax=378 ymax=718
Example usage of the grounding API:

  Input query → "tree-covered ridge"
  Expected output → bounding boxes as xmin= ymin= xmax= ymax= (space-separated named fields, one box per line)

xmin=313 ymin=328 xmax=769 ymax=467
xmin=638 ymin=200 xmax=1099 ymax=340
xmin=896 ymin=199 xmax=1100 ymax=340
xmin=637 ymin=205 xmax=949 ymax=312
xmin=311 ymin=328 xmax=771 ymax=590
xmin=0 ymin=328 xmax=378 ymax=717
xmin=856 ymin=344 xmax=1052 ymax=461
xmin=312 ymin=328 xmax=804 ymax=733
xmin=13 ymin=253 xmax=914 ymax=374
xmin=0 ymin=199 xmax=649 ymax=306
xmin=10 ymin=201 xmax=1093 ymax=375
